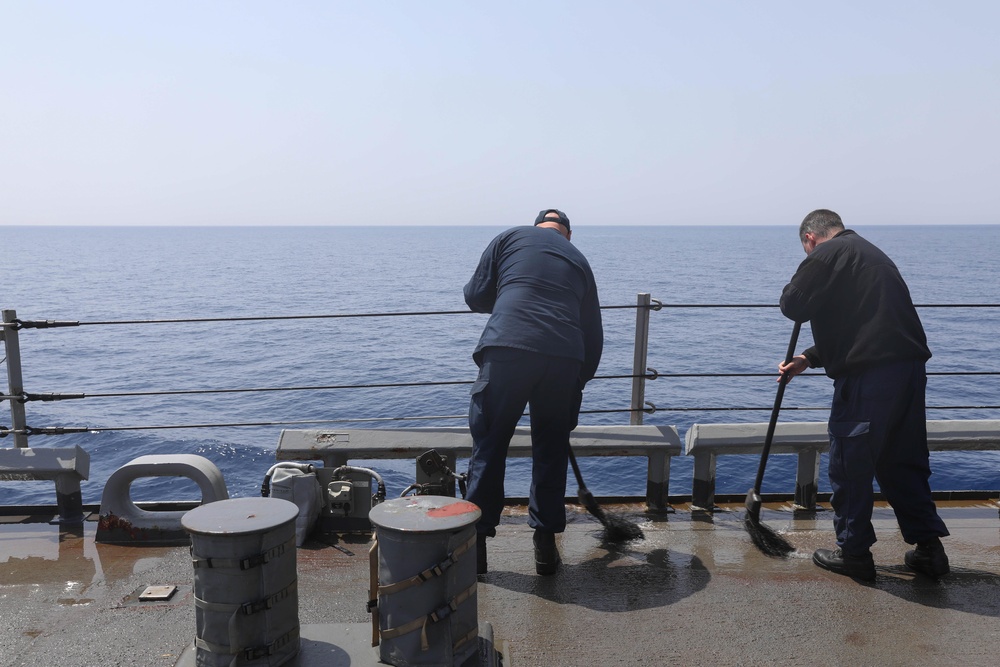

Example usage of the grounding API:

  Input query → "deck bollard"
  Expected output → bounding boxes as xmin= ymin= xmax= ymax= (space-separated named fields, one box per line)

xmin=369 ymin=496 xmax=481 ymax=667
xmin=182 ymin=497 xmax=300 ymax=667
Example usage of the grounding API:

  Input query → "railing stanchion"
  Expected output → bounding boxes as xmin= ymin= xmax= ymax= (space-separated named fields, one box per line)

xmin=2 ymin=309 xmax=29 ymax=448
xmin=630 ymin=293 xmax=652 ymax=426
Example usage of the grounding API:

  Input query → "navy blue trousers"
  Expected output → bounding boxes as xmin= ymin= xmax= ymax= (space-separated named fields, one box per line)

xmin=466 ymin=347 xmax=581 ymax=537
xmin=828 ymin=359 xmax=949 ymax=554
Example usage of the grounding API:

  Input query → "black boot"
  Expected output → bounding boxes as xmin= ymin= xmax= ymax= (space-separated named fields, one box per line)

xmin=533 ymin=530 xmax=561 ymax=576
xmin=812 ymin=547 xmax=876 ymax=582
xmin=905 ymin=537 xmax=949 ymax=578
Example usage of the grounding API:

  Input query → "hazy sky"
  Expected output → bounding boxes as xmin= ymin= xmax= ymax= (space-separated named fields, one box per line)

xmin=2 ymin=2 xmax=998 ymax=226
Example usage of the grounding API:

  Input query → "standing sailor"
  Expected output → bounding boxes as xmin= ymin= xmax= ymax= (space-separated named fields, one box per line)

xmin=464 ymin=208 xmax=604 ymax=575
xmin=778 ymin=209 xmax=949 ymax=581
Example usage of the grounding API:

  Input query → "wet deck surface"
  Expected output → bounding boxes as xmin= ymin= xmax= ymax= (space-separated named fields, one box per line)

xmin=3 ymin=500 xmax=1000 ymax=667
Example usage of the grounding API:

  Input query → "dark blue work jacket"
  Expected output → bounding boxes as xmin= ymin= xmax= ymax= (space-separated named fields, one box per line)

xmin=464 ymin=226 xmax=604 ymax=384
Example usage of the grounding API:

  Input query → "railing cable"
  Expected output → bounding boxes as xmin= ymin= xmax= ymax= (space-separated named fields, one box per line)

xmin=9 ymin=402 xmax=998 ymax=439
xmin=651 ymin=303 xmax=999 ymax=309
xmin=10 ymin=301 xmax=665 ymax=330
xmin=1 ymin=405 xmax=659 ymax=436
xmin=13 ymin=312 xmax=473 ymax=328
xmin=12 ymin=370 xmax=660 ymax=402
xmin=656 ymin=371 xmax=999 ymax=378
xmin=6 ymin=302 xmax=998 ymax=330
xmin=11 ymin=366 xmax=996 ymax=404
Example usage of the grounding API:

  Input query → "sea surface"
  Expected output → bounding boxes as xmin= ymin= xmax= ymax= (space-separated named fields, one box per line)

xmin=2 ymin=225 xmax=999 ymax=506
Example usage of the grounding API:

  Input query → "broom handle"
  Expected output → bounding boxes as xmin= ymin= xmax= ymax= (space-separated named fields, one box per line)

xmin=568 ymin=446 xmax=586 ymax=489
xmin=752 ymin=321 xmax=802 ymax=492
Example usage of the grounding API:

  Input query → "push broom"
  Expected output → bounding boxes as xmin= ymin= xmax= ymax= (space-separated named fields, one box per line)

xmin=743 ymin=321 xmax=801 ymax=557
xmin=569 ymin=447 xmax=644 ymax=543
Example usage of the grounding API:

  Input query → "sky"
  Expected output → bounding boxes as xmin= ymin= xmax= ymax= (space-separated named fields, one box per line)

xmin=1 ymin=1 xmax=998 ymax=226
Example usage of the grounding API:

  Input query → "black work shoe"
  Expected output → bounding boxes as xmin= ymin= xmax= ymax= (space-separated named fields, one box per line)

xmin=905 ymin=537 xmax=949 ymax=578
xmin=533 ymin=530 xmax=561 ymax=576
xmin=476 ymin=533 xmax=488 ymax=575
xmin=812 ymin=547 xmax=876 ymax=582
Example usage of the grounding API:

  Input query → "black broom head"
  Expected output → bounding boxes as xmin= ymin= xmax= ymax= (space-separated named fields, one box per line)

xmin=602 ymin=511 xmax=645 ymax=543
xmin=743 ymin=512 xmax=795 ymax=557
xmin=578 ymin=487 xmax=644 ymax=543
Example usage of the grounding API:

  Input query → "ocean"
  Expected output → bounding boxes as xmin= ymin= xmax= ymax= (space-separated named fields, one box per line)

xmin=2 ymin=224 xmax=999 ymax=506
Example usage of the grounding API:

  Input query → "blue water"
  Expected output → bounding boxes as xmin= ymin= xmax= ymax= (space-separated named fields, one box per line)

xmin=2 ymin=225 xmax=999 ymax=505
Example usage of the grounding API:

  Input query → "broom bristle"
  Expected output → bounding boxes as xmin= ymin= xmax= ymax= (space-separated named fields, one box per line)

xmin=743 ymin=512 xmax=795 ymax=557
xmin=578 ymin=488 xmax=644 ymax=543
xmin=602 ymin=512 xmax=644 ymax=543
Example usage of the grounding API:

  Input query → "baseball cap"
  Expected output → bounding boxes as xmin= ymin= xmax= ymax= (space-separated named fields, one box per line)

xmin=534 ymin=209 xmax=570 ymax=231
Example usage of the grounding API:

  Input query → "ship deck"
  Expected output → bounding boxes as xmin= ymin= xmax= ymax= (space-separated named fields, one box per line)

xmin=3 ymin=499 xmax=1000 ymax=667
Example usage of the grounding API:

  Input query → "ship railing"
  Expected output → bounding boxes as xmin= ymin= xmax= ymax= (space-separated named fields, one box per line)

xmin=685 ymin=420 xmax=1000 ymax=511
xmin=274 ymin=424 xmax=683 ymax=511
xmin=3 ymin=298 xmax=1000 ymax=519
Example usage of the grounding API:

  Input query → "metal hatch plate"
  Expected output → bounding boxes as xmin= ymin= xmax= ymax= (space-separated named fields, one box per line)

xmin=138 ymin=585 xmax=177 ymax=601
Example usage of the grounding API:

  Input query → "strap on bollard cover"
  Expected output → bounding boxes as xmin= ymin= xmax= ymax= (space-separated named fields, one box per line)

xmin=377 ymin=533 xmax=476 ymax=596
xmin=379 ymin=581 xmax=478 ymax=652
xmin=368 ymin=537 xmax=380 ymax=647
xmin=367 ymin=532 xmax=478 ymax=652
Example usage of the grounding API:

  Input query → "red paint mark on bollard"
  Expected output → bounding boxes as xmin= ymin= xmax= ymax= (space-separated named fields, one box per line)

xmin=427 ymin=501 xmax=480 ymax=517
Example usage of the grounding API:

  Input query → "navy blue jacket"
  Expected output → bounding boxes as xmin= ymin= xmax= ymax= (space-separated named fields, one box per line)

xmin=464 ymin=226 xmax=604 ymax=384
xmin=780 ymin=229 xmax=931 ymax=378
